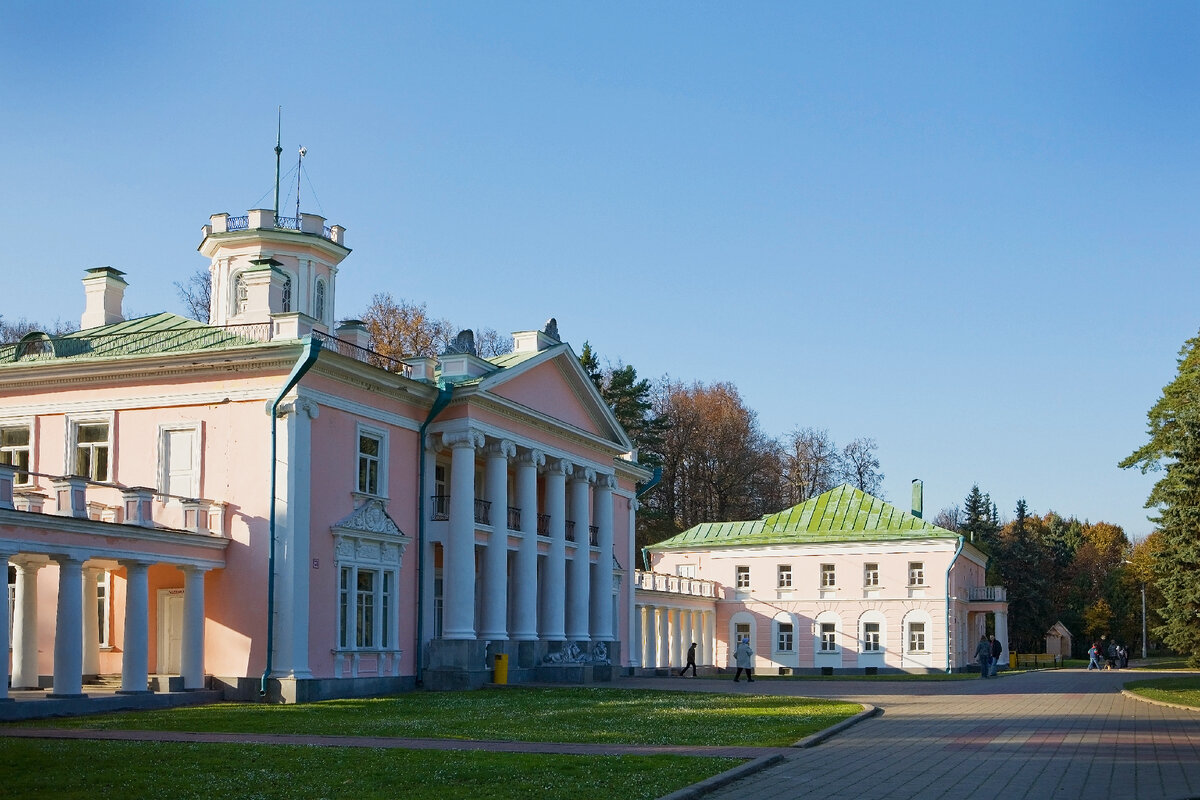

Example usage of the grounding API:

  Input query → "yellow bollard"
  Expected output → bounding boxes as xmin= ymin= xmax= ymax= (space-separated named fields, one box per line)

xmin=494 ymin=653 xmax=509 ymax=685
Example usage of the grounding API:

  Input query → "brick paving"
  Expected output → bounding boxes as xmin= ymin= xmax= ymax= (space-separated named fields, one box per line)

xmin=622 ymin=667 xmax=1200 ymax=800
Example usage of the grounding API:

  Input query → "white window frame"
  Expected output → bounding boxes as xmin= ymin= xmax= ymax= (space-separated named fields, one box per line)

xmin=777 ymin=621 xmax=794 ymax=652
xmin=334 ymin=533 xmax=403 ymax=654
xmin=0 ymin=416 xmax=34 ymax=486
xmin=863 ymin=621 xmax=881 ymax=652
xmin=355 ymin=423 xmax=388 ymax=499
xmin=314 ymin=278 xmax=327 ymax=323
xmin=231 ymin=270 xmax=249 ymax=316
xmin=157 ymin=422 xmax=203 ymax=501
xmin=777 ymin=564 xmax=792 ymax=589
xmin=735 ymin=565 xmax=750 ymax=589
xmin=908 ymin=561 xmax=926 ymax=587
xmin=820 ymin=622 xmax=837 ymax=652
xmin=821 ymin=563 xmax=836 ymax=588
xmin=97 ymin=569 xmax=111 ymax=648
xmin=677 ymin=564 xmax=696 ymax=578
xmin=864 ymin=562 xmax=879 ymax=587
xmin=908 ymin=621 xmax=927 ymax=653
xmin=66 ymin=412 xmax=115 ymax=483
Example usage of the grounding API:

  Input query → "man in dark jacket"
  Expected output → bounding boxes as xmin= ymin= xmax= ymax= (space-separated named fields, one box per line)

xmin=989 ymin=634 xmax=1003 ymax=676
xmin=975 ymin=635 xmax=991 ymax=679
xmin=679 ymin=642 xmax=698 ymax=677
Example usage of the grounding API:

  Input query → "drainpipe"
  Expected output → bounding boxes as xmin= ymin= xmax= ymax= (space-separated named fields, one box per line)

xmin=414 ymin=386 xmax=454 ymax=687
xmin=945 ymin=535 xmax=964 ymax=674
xmin=260 ymin=336 xmax=322 ymax=697
xmin=635 ymin=468 xmax=661 ymax=573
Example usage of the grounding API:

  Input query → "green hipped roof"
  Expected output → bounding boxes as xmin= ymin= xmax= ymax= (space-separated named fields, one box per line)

xmin=650 ymin=484 xmax=959 ymax=550
xmin=0 ymin=313 xmax=279 ymax=363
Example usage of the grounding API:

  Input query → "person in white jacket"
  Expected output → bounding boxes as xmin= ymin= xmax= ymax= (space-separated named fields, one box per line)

xmin=733 ymin=638 xmax=755 ymax=682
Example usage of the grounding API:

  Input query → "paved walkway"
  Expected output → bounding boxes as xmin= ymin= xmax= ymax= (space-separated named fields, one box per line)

xmin=621 ymin=668 xmax=1200 ymax=800
xmin=4 ymin=669 xmax=1200 ymax=799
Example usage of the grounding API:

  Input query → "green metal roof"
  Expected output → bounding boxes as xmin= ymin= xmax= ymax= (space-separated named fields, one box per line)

xmin=0 ymin=313 xmax=277 ymax=363
xmin=650 ymin=484 xmax=958 ymax=550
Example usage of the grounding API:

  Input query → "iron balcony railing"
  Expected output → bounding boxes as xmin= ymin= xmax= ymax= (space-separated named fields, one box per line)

xmin=537 ymin=514 xmax=550 ymax=536
xmin=589 ymin=525 xmax=599 ymax=546
xmin=507 ymin=506 xmax=521 ymax=531
xmin=309 ymin=330 xmax=410 ymax=376
xmin=430 ymin=495 xmax=449 ymax=521
xmin=565 ymin=520 xmax=576 ymax=542
xmin=274 ymin=215 xmax=300 ymax=231
xmin=222 ymin=214 xmax=335 ymax=241
xmin=474 ymin=499 xmax=491 ymax=525
xmin=226 ymin=215 xmax=249 ymax=231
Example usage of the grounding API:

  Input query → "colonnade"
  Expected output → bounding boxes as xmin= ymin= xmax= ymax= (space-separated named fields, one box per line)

xmin=632 ymin=604 xmax=716 ymax=671
xmin=0 ymin=553 xmax=209 ymax=699
xmin=438 ymin=429 xmax=618 ymax=644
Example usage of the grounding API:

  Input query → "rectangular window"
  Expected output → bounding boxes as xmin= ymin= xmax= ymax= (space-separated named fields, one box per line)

xmin=75 ymin=423 xmax=110 ymax=481
xmin=433 ymin=573 xmax=444 ymax=639
xmin=735 ymin=565 xmax=750 ymax=589
xmin=821 ymin=563 xmax=836 ymax=588
xmin=909 ymin=562 xmax=926 ymax=586
xmin=909 ymin=622 xmax=926 ymax=652
xmin=777 ymin=564 xmax=792 ymax=588
xmin=864 ymin=563 xmax=879 ymax=587
xmin=735 ymin=622 xmax=751 ymax=646
xmin=358 ymin=432 xmax=382 ymax=495
xmin=777 ymin=623 xmax=794 ymax=652
xmin=160 ymin=426 xmax=199 ymax=499
xmin=677 ymin=564 xmax=696 ymax=578
xmin=820 ymin=622 xmax=837 ymax=651
xmin=97 ymin=570 xmax=110 ymax=647
xmin=339 ymin=567 xmax=351 ymax=648
xmin=356 ymin=570 xmax=376 ymax=648
xmin=0 ymin=426 xmax=30 ymax=485
xmin=863 ymin=622 xmax=880 ymax=652
xmin=381 ymin=571 xmax=393 ymax=648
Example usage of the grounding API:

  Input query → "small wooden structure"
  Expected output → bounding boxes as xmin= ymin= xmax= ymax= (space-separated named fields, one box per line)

xmin=1044 ymin=621 xmax=1073 ymax=659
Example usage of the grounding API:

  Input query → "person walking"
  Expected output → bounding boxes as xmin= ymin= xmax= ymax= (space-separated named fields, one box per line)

xmin=1088 ymin=642 xmax=1102 ymax=670
xmin=733 ymin=638 xmax=755 ymax=682
xmin=679 ymin=642 xmax=698 ymax=677
xmin=989 ymin=634 xmax=1003 ymax=677
xmin=975 ymin=635 xmax=992 ymax=679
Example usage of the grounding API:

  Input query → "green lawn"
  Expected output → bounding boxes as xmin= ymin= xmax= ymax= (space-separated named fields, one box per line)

xmin=0 ymin=739 xmax=739 ymax=800
xmin=18 ymin=687 xmax=861 ymax=748
xmin=1124 ymin=676 xmax=1200 ymax=707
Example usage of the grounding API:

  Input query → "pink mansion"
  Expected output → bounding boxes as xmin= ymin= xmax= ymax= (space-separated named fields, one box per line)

xmin=0 ymin=207 xmax=651 ymax=702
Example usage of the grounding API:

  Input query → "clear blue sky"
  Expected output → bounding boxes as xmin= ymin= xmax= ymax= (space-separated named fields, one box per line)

xmin=4 ymin=2 xmax=1198 ymax=538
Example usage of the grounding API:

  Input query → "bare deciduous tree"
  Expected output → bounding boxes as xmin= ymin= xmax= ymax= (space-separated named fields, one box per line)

xmin=839 ymin=436 xmax=884 ymax=494
xmin=174 ymin=267 xmax=212 ymax=323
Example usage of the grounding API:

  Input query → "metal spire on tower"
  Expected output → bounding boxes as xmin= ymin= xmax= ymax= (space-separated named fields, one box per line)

xmin=273 ymin=107 xmax=283 ymax=221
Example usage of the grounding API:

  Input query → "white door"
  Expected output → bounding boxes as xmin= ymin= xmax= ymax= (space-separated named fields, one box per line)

xmin=163 ymin=428 xmax=197 ymax=498
xmin=158 ymin=590 xmax=184 ymax=674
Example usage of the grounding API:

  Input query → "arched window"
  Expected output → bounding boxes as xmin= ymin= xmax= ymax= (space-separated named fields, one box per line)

xmin=314 ymin=279 xmax=326 ymax=323
xmin=281 ymin=273 xmax=293 ymax=313
xmin=232 ymin=272 xmax=248 ymax=316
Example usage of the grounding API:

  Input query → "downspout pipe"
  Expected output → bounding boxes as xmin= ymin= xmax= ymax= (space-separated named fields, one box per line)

xmin=260 ymin=336 xmax=322 ymax=697
xmin=945 ymin=535 xmax=964 ymax=674
xmin=414 ymin=386 xmax=454 ymax=687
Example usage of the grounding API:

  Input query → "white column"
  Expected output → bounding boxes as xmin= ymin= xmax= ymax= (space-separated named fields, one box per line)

xmin=181 ymin=566 xmax=207 ymax=690
xmin=82 ymin=565 xmax=102 ymax=677
xmin=419 ymin=442 xmax=439 ymax=649
xmin=12 ymin=561 xmax=42 ymax=689
xmin=511 ymin=449 xmax=544 ymax=640
xmin=632 ymin=603 xmax=644 ymax=668
xmin=0 ymin=552 xmax=10 ymax=700
xmin=565 ymin=467 xmax=593 ymax=641
xmin=626 ymin=496 xmax=638 ymax=668
xmin=539 ymin=459 xmax=571 ymax=641
xmin=657 ymin=607 xmax=671 ymax=670
xmin=705 ymin=611 xmax=715 ymax=666
xmin=589 ymin=474 xmax=616 ymax=642
xmin=996 ymin=610 xmax=1009 ymax=668
xmin=50 ymin=556 xmax=87 ymax=697
xmin=119 ymin=560 xmax=151 ymax=694
xmin=275 ymin=397 xmax=316 ymax=679
xmin=679 ymin=610 xmax=692 ymax=668
xmin=442 ymin=429 xmax=483 ymax=639
xmin=479 ymin=439 xmax=515 ymax=640
xmin=669 ymin=607 xmax=682 ymax=670
xmin=690 ymin=610 xmax=702 ymax=663
xmin=643 ymin=605 xmax=658 ymax=670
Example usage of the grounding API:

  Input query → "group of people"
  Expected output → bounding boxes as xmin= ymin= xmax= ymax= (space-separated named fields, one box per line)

xmin=677 ymin=638 xmax=757 ymax=682
xmin=1087 ymin=640 xmax=1129 ymax=670
xmin=974 ymin=634 xmax=1005 ymax=678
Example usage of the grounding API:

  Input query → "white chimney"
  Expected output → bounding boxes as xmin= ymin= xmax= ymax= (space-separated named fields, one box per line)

xmin=81 ymin=267 xmax=128 ymax=329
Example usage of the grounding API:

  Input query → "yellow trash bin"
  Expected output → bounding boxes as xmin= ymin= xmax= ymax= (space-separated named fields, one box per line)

xmin=494 ymin=653 xmax=509 ymax=685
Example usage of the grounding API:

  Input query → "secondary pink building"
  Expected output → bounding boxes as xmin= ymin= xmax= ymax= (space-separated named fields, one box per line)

xmin=0 ymin=206 xmax=650 ymax=702
xmin=634 ymin=484 xmax=1009 ymax=675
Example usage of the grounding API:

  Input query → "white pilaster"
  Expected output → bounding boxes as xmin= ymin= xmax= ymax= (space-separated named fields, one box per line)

xmin=50 ymin=556 xmax=87 ymax=697
xmin=479 ymin=439 xmax=516 ymax=640
xmin=11 ymin=561 xmax=42 ymax=689
xmin=181 ymin=566 xmax=207 ymax=690
xmin=632 ymin=603 xmax=643 ymax=669
xmin=442 ymin=429 xmax=484 ymax=639
xmin=643 ymin=605 xmax=658 ymax=670
xmin=119 ymin=560 xmax=151 ymax=694
xmin=511 ymin=449 xmax=544 ymax=640
xmin=82 ymin=565 xmax=102 ymax=677
xmin=275 ymin=397 xmax=317 ymax=678
xmin=539 ymin=458 xmax=571 ymax=641
xmin=565 ymin=467 xmax=594 ymax=641
xmin=589 ymin=474 xmax=616 ymax=641
xmin=0 ymin=552 xmax=10 ymax=700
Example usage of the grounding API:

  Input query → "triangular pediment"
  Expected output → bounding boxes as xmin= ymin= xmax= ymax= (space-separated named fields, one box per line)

xmin=479 ymin=346 xmax=632 ymax=450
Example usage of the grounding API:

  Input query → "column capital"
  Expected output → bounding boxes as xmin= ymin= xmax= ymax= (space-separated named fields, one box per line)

xmin=571 ymin=466 xmax=596 ymax=485
xmin=547 ymin=457 xmax=574 ymax=477
xmin=278 ymin=397 xmax=320 ymax=419
xmin=442 ymin=429 xmax=486 ymax=450
xmin=517 ymin=448 xmax=545 ymax=468
xmin=179 ymin=564 xmax=210 ymax=577
xmin=485 ymin=438 xmax=517 ymax=459
xmin=595 ymin=473 xmax=617 ymax=490
xmin=118 ymin=559 xmax=155 ymax=571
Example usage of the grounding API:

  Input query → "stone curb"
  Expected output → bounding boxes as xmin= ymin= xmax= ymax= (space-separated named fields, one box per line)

xmin=1120 ymin=688 xmax=1200 ymax=713
xmin=792 ymin=703 xmax=881 ymax=748
xmin=655 ymin=753 xmax=786 ymax=800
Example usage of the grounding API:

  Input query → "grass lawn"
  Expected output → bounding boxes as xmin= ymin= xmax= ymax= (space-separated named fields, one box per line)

xmin=1124 ymin=676 xmax=1200 ymax=707
xmin=0 ymin=739 xmax=739 ymax=800
xmin=16 ymin=687 xmax=861 ymax=748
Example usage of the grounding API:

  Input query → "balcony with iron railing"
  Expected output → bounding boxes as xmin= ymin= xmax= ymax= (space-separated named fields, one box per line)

xmin=0 ymin=467 xmax=227 ymax=538
xmin=507 ymin=506 xmax=521 ymax=531
xmin=633 ymin=569 xmax=719 ymax=599
xmin=210 ymin=210 xmax=344 ymax=246
xmin=427 ymin=495 xmax=491 ymax=525
xmin=589 ymin=525 xmax=599 ymax=546
xmin=537 ymin=514 xmax=550 ymax=536
xmin=565 ymin=520 xmax=576 ymax=542
xmin=474 ymin=499 xmax=491 ymax=526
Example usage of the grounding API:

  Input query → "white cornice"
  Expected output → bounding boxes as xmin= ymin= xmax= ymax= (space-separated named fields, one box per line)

xmin=0 ymin=386 xmax=272 ymax=418
xmin=298 ymin=387 xmax=423 ymax=433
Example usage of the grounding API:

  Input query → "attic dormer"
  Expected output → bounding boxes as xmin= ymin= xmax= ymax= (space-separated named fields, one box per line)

xmin=512 ymin=317 xmax=561 ymax=353
xmin=199 ymin=208 xmax=350 ymax=329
